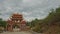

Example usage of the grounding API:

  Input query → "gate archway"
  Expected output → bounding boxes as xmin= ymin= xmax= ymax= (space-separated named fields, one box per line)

xmin=6 ymin=13 xmax=26 ymax=31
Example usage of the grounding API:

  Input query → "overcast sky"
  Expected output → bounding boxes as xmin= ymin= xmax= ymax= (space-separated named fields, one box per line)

xmin=0 ymin=0 xmax=60 ymax=21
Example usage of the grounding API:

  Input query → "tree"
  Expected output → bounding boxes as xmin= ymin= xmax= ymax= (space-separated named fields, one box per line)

xmin=30 ymin=18 xmax=40 ymax=27
xmin=0 ymin=18 xmax=7 ymax=28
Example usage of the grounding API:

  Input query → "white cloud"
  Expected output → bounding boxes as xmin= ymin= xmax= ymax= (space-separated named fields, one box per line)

xmin=0 ymin=0 xmax=60 ymax=21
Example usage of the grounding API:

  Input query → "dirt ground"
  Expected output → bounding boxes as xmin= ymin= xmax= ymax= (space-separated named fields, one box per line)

xmin=0 ymin=31 xmax=32 ymax=34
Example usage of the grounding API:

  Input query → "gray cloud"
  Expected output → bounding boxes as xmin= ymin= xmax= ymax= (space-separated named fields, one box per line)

xmin=0 ymin=0 xmax=60 ymax=21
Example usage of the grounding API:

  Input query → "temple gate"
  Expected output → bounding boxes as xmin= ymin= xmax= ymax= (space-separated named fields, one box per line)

xmin=6 ymin=13 xmax=27 ymax=31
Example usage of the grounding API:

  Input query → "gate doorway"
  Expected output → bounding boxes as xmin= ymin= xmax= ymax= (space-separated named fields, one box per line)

xmin=13 ymin=24 xmax=20 ymax=32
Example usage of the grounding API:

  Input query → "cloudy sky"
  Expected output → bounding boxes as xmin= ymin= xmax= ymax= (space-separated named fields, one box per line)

xmin=0 ymin=0 xmax=60 ymax=21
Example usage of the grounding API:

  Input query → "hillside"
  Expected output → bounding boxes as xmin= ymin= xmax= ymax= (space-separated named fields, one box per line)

xmin=30 ymin=7 xmax=60 ymax=34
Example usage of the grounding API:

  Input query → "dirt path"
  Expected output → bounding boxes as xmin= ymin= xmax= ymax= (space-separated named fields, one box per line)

xmin=1 ymin=31 xmax=32 ymax=34
xmin=0 ymin=31 xmax=42 ymax=34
